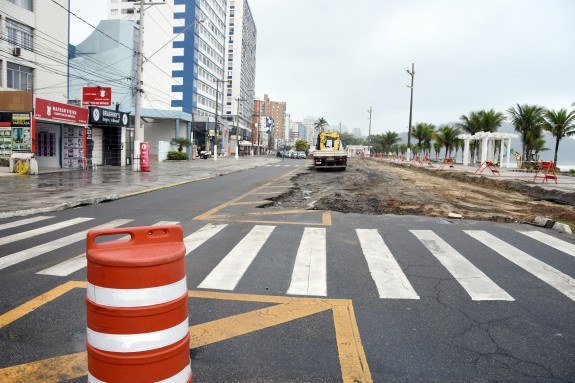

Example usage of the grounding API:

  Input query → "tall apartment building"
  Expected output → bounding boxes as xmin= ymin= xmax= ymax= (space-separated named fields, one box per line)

xmin=1 ymin=0 xmax=68 ymax=103
xmin=107 ymin=0 xmax=227 ymax=121
xmin=224 ymin=0 xmax=256 ymax=150
xmin=262 ymin=94 xmax=285 ymax=150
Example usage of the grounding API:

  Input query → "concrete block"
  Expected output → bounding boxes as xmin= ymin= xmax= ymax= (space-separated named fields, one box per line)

xmin=552 ymin=222 xmax=572 ymax=234
xmin=533 ymin=216 xmax=555 ymax=228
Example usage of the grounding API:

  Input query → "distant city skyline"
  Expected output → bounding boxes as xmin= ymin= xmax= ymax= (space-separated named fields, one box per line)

xmin=70 ymin=0 xmax=575 ymax=137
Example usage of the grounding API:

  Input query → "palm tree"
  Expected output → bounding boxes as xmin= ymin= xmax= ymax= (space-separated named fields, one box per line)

xmin=506 ymin=104 xmax=545 ymax=162
xmin=433 ymin=141 xmax=442 ymax=161
xmin=382 ymin=131 xmax=401 ymax=153
xmin=479 ymin=109 xmax=505 ymax=132
xmin=455 ymin=111 xmax=482 ymax=162
xmin=171 ymin=137 xmax=191 ymax=152
xmin=313 ymin=117 xmax=329 ymax=133
xmin=435 ymin=125 xmax=462 ymax=159
xmin=411 ymin=123 xmax=434 ymax=150
xmin=542 ymin=108 xmax=575 ymax=164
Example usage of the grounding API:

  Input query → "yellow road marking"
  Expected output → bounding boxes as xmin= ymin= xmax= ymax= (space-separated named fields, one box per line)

xmin=193 ymin=167 xmax=332 ymax=226
xmin=0 ymin=281 xmax=86 ymax=328
xmin=230 ymin=200 xmax=269 ymax=205
xmin=0 ymin=284 xmax=372 ymax=383
xmin=189 ymin=300 xmax=331 ymax=348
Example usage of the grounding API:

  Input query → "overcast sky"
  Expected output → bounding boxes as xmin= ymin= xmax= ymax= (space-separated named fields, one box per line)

xmin=70 ymin=0 xmax=575 ymax=136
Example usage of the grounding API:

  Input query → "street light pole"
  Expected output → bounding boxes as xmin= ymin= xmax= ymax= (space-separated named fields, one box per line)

xmin=213 ymin=78 xmax=226 ymax=161
xmin=367 ymin=107 xmax=373 ymax=156
xmin=406 ymin=63 xmax=415 ymax=161
xmin=235 ymin=97 xmax=245 ymax=159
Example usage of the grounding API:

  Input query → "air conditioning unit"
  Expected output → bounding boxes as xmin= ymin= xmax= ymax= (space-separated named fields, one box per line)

xmin=13 ymin=47 xmax=21 ymax=57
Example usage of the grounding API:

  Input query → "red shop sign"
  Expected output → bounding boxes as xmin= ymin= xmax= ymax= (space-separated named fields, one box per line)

xmin=82 ymin=87 xmax=112 ymax=106
xmin=35 ymin=98 xmax=89 ymax=124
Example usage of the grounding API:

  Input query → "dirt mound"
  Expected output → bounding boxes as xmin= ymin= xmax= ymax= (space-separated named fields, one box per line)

xmin=265 ymin=158 xmax=575 ymax=224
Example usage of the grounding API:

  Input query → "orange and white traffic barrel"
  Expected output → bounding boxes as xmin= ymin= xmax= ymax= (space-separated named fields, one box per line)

xmin=86 ymin=225 xmax=191 ymax=383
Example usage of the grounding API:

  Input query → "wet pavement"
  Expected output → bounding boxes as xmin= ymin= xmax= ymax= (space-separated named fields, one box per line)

xmin=0 ymin=156 xmax=574 ymax=219
xmin=0 ymin=156 xmax=283 ymax=219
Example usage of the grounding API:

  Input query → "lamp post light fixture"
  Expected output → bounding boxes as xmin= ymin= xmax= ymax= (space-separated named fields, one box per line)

xmin=406 ymin=62 xmax=415 ymax=161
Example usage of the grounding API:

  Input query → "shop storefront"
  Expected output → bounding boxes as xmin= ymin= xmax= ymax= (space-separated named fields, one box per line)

xmin=34 ymin=98 xmax=89 ymax=169
xmin=0 ymin=111 xmax=33 ymax=163
xmin=88 ymin=106 xmax=130 ymax=166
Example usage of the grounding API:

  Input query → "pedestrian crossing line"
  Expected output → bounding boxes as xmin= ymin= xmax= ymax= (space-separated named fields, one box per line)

xmin=356 ymin=229 xmax=419 ymax=299
xmin=518 ymin=231 xmax=575 ymax=257
xmin=411 ymin=230 xmax=514 ymax=301
xmin=0 ymin=219 xmax=133 ymax=272
xmin=287 ymin=227 xmax=327 ymax=296
xmin=465 ymin=230 xmax=575 ymax=301
xmin=0 ymin=217 xmax=93 ymax=247
xmin=184 ymin=223 xmax=227 ymax=255
xmin=198 ymin=225 xmax=275 ymax=290
xmin=0 ymin=216 xmax=54 ymax=231
xmin=36 ymin=221 xmax=175 ymax=277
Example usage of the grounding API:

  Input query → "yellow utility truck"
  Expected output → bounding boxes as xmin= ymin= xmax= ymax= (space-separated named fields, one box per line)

xmin=313 ymin=132 xmax=347 ymax=170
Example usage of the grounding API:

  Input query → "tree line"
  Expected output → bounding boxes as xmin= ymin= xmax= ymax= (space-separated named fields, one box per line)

xmin=316 ymin=103 xmax=575 ymax=164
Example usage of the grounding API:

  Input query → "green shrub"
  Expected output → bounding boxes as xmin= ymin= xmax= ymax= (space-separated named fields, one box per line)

xmin=167 ymin=151 xmax=188 ymax=160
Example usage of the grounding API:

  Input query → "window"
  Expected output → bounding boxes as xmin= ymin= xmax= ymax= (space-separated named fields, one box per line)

xmin=111 ymin=9 xmax=118 ymax=15
xmin=6 ymin=19 xmax=33 ymax=50
xmin=8 ymin=0 xmax=33 ymax=11
xmin=7 ymin=62 xmax=33 ymax=91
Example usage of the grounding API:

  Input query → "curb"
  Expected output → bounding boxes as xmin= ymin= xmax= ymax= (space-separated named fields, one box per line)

xmin=532 ymin=216 xmax=573 ymax=234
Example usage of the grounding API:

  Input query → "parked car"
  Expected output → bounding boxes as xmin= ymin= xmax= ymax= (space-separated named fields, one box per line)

xmin=297 ymin=151 xmax=307 ymax=159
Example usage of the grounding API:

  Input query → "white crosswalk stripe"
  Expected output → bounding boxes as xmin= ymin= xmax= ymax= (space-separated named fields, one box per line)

xmin=2 ymin=216 xmax=575 ymax=303
xmin=0 ymin=219 xmax=132 ymax=272
xmin=288 ymin=227 xmax=327 ymax=296
xmin=356 ymin=229 xmax=419 ymax=299
xmin=198 ymin=225 xmax=275 ymax=291
xmin=0 ymin=216 xmax=54 ymax=231
xmin=184 ymin=223 xmax=227 ymax=255
xmin=0 ymin=217 xmax=93 ymax=246
xmin=518 ymin=230 xmax=575 ymax=257
xmin=36 ymin=221 xmax=176 ymax=276
xmin=411 ymin=230 xmax=514 ymax=301
xmin=465 ymin=230 xmax=575 ymax=301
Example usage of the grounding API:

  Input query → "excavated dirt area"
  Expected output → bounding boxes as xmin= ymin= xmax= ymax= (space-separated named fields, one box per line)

xmin=265 ymin=158 xmax=575 ymax=224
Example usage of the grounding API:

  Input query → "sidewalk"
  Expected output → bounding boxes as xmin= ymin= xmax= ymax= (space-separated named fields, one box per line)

xmin=0 ymin=156 xmax=283 ymax=219
xmin=384 ymin=158 xmax=575 ymax=193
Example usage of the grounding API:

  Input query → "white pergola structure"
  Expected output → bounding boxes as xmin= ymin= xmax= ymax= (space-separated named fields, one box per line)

xmin=457 ymin=131 xmax=518 ymax=168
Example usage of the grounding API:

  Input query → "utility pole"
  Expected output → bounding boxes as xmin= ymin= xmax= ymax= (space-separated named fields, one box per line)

xmin=213 ymin=78 xmax=226 ymax=161
xmin=235 ymin=97 xmax=245 ymax=159
xmin=132 ymin=0 xmax=165 ymax=171
xmin=406 ymin=62 xmax=415 ymax=161
xmin=367 ymin=107 xmax=373 ymax=156
xmin=132 ymin=0 xmax=145 ymax=171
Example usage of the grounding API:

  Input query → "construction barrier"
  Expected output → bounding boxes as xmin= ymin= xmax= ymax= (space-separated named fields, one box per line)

xmin=533 ymin=161 xmax=557 ymax=184
xmin=438 ymin=158 xmax=455 ymax=170
xmin=475 ymin=161 xmax=500 ymax=175
xmin=86 ymin=225 xmax=191 ymax=383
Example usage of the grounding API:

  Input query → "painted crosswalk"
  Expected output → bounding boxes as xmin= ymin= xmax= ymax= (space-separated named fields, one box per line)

xmin=1 ymin=216 xmax=575 ymax=302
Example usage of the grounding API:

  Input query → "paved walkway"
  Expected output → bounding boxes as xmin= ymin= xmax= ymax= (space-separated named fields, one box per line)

xmin=0 ymin=156 xmax=283 ymax=219
xmin=1 ymin=156 xmax=573 ymax=219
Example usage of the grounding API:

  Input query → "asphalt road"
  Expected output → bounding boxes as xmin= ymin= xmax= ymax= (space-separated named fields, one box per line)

xmin=1 ymin=163 xmax=574 ymax=382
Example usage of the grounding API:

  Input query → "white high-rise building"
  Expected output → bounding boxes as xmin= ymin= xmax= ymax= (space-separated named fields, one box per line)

xmin=224 ymin=0 xmax=256 ymax=154
xmin=107 ymin=0 xmax=227 ymax=120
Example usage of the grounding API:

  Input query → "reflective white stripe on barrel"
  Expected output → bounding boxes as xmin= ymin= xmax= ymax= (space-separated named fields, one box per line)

xmin=87 ymin=318 xmax=189 ymax=353
xmin=87 ymin=277 xmax=187 ymax=308
xmin=88 ymin=364 xmax=192 ymax=383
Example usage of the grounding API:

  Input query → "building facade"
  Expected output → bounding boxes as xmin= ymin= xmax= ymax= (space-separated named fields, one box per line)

xmin=262 ymin=94 xmax=285 ymax=150
xmin=107 ymin=0 xmax=230 ymax=156
xmin=224 ymin=0 xmax=256 ymax=155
